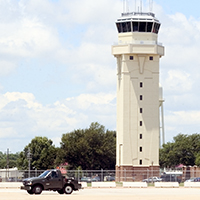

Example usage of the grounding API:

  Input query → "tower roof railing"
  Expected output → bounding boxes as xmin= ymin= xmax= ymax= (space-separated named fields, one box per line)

xmin=121 ymin=12 xmax=155 ymax=18
xmin=113 ymin=40 xmax=163 ymax=46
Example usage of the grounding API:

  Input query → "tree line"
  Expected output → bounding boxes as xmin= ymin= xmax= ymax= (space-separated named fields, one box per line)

xmin=159 ymin=133 xmax=200 ymax=168
xmin=1 ymin=122 xmax=200 ymax=170
xmin=0 ymin=151 xmax=20 ymax=169
xmin=0 ymin=122 xmax=116 ymax=170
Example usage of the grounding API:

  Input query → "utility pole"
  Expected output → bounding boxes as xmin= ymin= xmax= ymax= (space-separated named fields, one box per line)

xmin=27 ymin=148 xmax=32 ymax=178
xmin=6 ymin=148 xmax=9 ymax=181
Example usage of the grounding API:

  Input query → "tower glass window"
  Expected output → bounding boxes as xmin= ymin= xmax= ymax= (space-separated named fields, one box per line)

xmin=149 ymin=56 xmax=153 ymax=61
xmin=116 ymin=23 xmax=122 ymax=33
xmin=116 ymin=22 xmax=132 ymax=33
xmin=116 ymin=13 xmax=161 ymax=34
xmin=122 ymin=22 xmax=128 ymax=32
xmin=140 ymin=95 xmax=143 ymax=100
xmin=140 ymin=134 xmax=142 ymax=139
xmin=153 ymin=23 xmax=160 ymax=34
xmin=140 ymin=82 xmax=143 ymax=87
xmin=140 ymin=108 xmax=143 ymax=113
xmin=140 ymin=121 xmax=142 ymax=126
xmin=126 ymin=22 xmax=131 ymax=32
xmin=139 ymin=22 xmax=146 ymax=32
xmin=140 ymin=147 xmax=142 ymax=152
xmin=130 ymin=56 xmax=134 ymax=60
xmin=132 ymin=22 xmax=139 ymax=32
xmin=147 ymin=22 xmax=153 ymax=32
xmin=140 ymin=160 xmax=142 ymax=165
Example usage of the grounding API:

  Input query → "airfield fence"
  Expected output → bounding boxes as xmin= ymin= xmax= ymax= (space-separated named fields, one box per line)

xmin=0 ymin=168 xmax=190 ymax=183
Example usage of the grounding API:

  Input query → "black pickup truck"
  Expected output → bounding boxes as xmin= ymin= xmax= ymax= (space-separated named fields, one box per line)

xmin=21 ymin=169 xmax=82 ymax=195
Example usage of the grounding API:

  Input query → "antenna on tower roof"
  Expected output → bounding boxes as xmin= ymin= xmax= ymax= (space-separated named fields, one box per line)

xmin=123 ymin=0 xmax=130 ymax=13
xmin=149 ymin=0 xmax=153 ymax=12
xmin=134 ymin=0 xmax=136 ymax=12
xmin=127 ymin=0 xmax=129 ymax=12
xmin=123 ymin=0 xmax=126 ymax=13
xmin=140 ymin=0 xmax=142 ymax=13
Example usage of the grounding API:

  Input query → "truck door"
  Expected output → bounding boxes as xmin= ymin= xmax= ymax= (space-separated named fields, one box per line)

xmin=45 ymin=170 xmax=62 ymax=189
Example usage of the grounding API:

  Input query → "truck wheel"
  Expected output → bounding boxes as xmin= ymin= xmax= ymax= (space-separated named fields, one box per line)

xmin=64 ymin=185 xmax=73 ymax=194
xmin=33 ymin=185 xmax=42 ymax=195
xmin=57 ymin=189 xmax=64 ymax=194
xmin=27 ymin=190 xmax=34 ymax=195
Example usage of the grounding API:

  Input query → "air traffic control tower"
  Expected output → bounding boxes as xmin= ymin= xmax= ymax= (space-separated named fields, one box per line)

xmin=112 ymin=11 xmax=164 ymax=181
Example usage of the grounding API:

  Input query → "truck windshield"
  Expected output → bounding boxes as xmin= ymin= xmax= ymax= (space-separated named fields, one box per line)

xmin=38 ymin=170 xmax=50 ymax=178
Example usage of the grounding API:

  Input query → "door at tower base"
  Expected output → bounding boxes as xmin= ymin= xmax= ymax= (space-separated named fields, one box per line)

xmin=115 ymin=165 xmax=160 ymax=182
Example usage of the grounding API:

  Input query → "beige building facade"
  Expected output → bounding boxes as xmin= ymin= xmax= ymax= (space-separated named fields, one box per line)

xmin=112 ymin=12 xmax=164 ymax=180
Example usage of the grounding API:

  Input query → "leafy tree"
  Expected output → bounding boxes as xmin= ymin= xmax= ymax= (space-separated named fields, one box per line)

xmin=159 ymin=133 xmax=200 ymax=168
xmin=0 ymin=151 xmax=19 ymax=169
xmin=17 ymin=137 xmax=58 ymax=170
xmin=195 ymin=153 xmax=200 ymax=167
xmin=58 ymin=122 xmax=116 ymax=170
xmin=159 ymin=142 xmax=176 ymax=168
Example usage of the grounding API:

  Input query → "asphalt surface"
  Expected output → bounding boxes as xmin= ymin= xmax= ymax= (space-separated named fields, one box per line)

xmin=1 ymin=188 xmax=200 ymax=200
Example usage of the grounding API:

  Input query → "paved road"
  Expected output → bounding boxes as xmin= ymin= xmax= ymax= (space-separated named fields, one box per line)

xmin=1 ymin=188 xmax=200 ymax=200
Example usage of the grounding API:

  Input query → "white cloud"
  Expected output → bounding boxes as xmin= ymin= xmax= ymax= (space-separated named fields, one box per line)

xmin=0 ymin=91 xmax=116 ymax=151
xmin=0 ymin=17 xmax=61 ymax=58
xmin=165 ymin=110 xmax=200 ymax=142
xmin=0 ymin=61 xmax=16 ymax=77
xmin=0 ymin=0 xmax=66 ymax=80
xmin=155 ymin=8 xmax=200 ymax=142
xmin=60 ymin=0 xmax=121 ymax=25
xmin=159 ymin=11 xmax=200 ymax=68
xmin=166 ymin=110 xmax=200 ymax=125
xmin=0 ymin=127 xmax=17 ymax=138
xmin=66 ymin=93 xmax=116 ymax=110
xmin=163 ymin=70 xmax=193 ymax=94
xmin=3 ymin=92 xmax=41 ymax=109
xmin=0 ymin=0 xmax=119 ymax=152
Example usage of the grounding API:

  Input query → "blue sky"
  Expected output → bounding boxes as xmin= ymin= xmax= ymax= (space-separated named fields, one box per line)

xmin=0 ymin=0 xmax=200 ymax=153
xmin=155 ymin=0 xmax=200 ymax=18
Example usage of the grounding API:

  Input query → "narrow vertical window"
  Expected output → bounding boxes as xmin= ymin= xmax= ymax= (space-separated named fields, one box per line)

xmin=140 ymin=134 xmax=142 ymax=139
xmin=149 ymin=56 xmax=153 ymax=61
xmin=140 ymin=160 xmax=142 ymax=165
xmin=130 ymin=56 xmax=134 ymax=60
xmin=140 ymin=95 xmax=143 ymax=100
xmin=140 ymin=82 xmax=143 ymax=88
xmin=140 ymin=147 xmax=142 ymax=152
xmin=140 ymin=121 xmax=142 ymax=126
xmin=140 ymin=108 xmax=143 ymax=113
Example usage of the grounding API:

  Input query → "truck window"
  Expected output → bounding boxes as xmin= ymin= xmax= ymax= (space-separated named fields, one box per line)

xmin=39 ymin=170 xmax=50 ymax=178
xmin=51 ymin=171 xmax=58 ymax=178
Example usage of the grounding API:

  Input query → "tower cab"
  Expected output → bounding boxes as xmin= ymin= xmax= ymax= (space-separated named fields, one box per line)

xmin=116 ymin=12 xmax=161 ymax=44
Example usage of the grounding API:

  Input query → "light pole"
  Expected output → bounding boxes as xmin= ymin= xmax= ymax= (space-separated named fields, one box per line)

xmin=6 ymin=148 xmax=10 ymax=181
xmin=27 ymin=148 xmax=32 ymax=178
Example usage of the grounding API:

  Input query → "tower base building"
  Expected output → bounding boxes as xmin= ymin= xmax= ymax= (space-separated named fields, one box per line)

xmin=112 ymin=12 xmax=164 ymax=181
